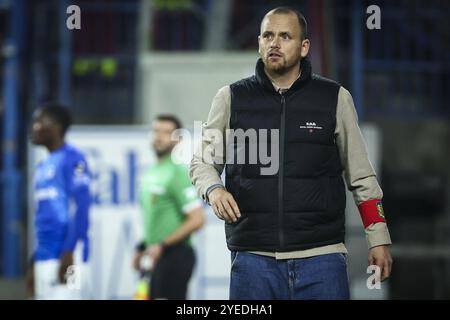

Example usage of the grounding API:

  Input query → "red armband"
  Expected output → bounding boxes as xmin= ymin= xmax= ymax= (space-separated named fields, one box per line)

xmin=357 ymin=199 xmax=386 ymax=229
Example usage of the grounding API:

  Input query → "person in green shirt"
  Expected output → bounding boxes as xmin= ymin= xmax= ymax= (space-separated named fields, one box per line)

xmin=133 ymin=114 xmax=205 ymax=300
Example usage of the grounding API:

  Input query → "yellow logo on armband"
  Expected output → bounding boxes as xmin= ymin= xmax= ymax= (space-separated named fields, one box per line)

xmin=376 ymin=201 xmax=385 ymax=219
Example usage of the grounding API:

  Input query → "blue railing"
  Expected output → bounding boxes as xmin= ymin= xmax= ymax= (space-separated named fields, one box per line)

xmin=1 ymin=0 xmax=25 ymax=278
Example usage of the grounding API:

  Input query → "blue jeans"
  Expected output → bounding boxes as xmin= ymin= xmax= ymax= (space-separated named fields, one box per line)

xmin=229 ymin=251 xmax=350 ymax=300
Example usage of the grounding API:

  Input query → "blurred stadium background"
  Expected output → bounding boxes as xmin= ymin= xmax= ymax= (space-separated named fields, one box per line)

xmin=0 ymin=0 xmax=449 ymax=299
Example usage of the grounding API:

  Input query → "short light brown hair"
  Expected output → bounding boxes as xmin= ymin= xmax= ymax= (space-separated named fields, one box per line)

xmin=262 ymin=7 xmax=308 ymax=40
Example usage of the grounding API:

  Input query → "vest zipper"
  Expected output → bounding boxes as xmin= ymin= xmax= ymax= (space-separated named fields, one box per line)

xmin=278 ymin=93 xmax=286 ymax=249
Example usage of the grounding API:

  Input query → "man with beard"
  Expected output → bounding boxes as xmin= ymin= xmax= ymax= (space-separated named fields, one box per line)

xmin=134 ymin=115 xmax=205 ymax=299
xmin=190 ymin=7 xmax=393 ymax=299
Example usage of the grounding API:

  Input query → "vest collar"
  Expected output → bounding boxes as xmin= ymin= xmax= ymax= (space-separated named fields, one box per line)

xmin=255 ymin=57 xmax=312 ymax=94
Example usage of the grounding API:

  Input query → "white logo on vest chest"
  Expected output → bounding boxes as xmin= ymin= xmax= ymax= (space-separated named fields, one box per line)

xmin=299 ymin=122 xmax=323 ymax=133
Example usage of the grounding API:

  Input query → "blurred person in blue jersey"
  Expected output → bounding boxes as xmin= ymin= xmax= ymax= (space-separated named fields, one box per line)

xmin=26 ymin=102 xmax=92 ymax=299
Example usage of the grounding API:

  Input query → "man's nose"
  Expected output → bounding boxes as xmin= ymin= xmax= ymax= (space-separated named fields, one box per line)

xmin=32 ymin=122 xmax=42 ymax=131
xmin=270 ymin=36 xmax=280 ymax=48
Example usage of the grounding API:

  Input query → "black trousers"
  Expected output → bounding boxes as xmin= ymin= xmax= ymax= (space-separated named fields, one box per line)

xmin=150 ymin=244 xmax=195 ymax=300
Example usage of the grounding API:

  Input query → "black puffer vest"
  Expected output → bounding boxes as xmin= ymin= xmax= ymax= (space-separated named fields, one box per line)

xmin=225 ymin=58 xmax=346 ymax=251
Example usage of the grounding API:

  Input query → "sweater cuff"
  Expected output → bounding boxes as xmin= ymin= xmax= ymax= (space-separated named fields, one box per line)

xmin=205 ymin=184 xmax=225 ymax=204
xmin=357 ymin=198 xmax=386 ymax=228
xmin=365 ymin=222 xmax=392 ymax=249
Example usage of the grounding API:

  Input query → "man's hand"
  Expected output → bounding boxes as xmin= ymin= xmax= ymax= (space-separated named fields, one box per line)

xmin=208 ymin=188 xmax=241 ymax=223
xmin=59 ymin=251 xmax=74 ymax=283
xmin=147 ymin=244 xmax=164 ymax=264
xmin=368 ymin=245 xmax=393 ymax=281
xmin=132 ymin=252 xmax=144 ymax=271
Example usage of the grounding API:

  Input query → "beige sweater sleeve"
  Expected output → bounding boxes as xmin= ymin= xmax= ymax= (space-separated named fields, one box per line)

xmin=189 ymin=86 xmax=230 ymax=201
xmin=335 ymin=87 xmax=392 ymax=248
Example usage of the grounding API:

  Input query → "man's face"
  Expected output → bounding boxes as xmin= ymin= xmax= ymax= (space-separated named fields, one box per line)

xmin=258 ymin=13 xmax=309 ymax=74
xmin=151 ymin=120 xmax=178 ymax=157
xmin=30 ymin=110 xmax=59 ymax=146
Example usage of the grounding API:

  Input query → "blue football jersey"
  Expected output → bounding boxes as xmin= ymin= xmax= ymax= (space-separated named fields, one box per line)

xmin=34 ymin=143 xmax=92 ymax=262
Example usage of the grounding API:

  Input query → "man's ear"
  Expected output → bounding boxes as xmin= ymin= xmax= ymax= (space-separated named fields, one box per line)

xmin=55 ymin=124 xmax=65 ymax=139
xmin=300 ymin=39 xmax=310 ymax=58
xmin=257 ymin=35 xmax=262 ymax=56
